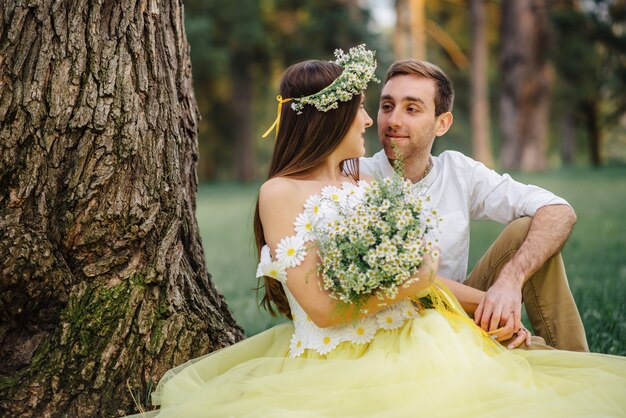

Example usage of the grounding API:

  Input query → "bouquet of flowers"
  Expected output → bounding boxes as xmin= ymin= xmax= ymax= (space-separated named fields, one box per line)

xmin=313 ymin=177 xmax=440 ymax=310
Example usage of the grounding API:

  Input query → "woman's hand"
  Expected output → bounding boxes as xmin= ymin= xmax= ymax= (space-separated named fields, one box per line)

xmin=487 ymin=313 xmax=532 ymax=349
xmin=504 ymin=323 xmax=532 ymax=350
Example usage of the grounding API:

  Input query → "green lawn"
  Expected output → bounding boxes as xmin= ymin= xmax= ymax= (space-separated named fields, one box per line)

xmin=198 ymin=166 xmax=626 ymax=355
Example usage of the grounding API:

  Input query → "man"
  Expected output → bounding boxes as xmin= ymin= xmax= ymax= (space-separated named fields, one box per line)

xmin=361 ymin=59 xmax=588 ymax=351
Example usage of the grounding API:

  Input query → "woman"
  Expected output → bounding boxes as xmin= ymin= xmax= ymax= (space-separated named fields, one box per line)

xmin=141 ymin=46 xmax=626 ymax=417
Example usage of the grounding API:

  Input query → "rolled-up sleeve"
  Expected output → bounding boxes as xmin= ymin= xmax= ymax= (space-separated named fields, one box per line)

xmin=463 ymin=156 xmax=570 ymax=224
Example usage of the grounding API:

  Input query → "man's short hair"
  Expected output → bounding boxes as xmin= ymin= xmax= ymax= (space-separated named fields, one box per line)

xmin=384 ymin=60 xmax=454 ymax=116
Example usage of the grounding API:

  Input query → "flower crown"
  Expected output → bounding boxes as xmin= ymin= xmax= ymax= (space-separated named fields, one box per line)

xmin=291 ymin=44 xmax=379 ymax=113
xmin=263 ymin=44 xmax=379 ymax=139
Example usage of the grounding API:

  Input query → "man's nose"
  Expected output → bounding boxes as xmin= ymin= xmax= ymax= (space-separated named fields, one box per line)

xmin=387 ymin=109 xmax=401 ymax=129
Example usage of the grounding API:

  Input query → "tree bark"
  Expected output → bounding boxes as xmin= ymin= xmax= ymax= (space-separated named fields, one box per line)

xmin=470 ymin=0 xmax=494 ymax=167
xmin=499 ymin=0 xmax=552 ymax=171
xmin=0 ymin=1 xmax=244 ymax=416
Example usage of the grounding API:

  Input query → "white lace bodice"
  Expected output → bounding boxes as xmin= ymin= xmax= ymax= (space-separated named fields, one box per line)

xmin=257 ymin=185 xmax=420 ymax=357
xmin=284 ymin=285 xmax=418 ymax=357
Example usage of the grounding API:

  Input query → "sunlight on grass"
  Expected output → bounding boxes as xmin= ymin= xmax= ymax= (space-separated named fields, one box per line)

xmin=198 ymin=167 xmax=626 ymax=354
xmin=197 ymin=182 xmax=287 ymax=336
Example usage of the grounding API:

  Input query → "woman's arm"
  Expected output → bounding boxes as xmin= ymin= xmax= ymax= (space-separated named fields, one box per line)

xmin=438 ymin=276 xmax=526 ymax=345
xmin=285 ymin=248 xmax=438 ymax=328
xmin=436 ymin=276 xmax=485 ymax=315
xmin=259 ymin=178 xmax=438 ymax=328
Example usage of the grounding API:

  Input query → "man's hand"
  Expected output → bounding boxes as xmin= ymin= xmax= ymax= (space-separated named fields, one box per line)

xmin=472 ymin=205 xmax=576 ymax=348
xmin=474 ymin=270 xmax=523 ymax=338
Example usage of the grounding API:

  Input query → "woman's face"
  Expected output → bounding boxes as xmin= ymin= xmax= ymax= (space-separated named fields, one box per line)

xmin=337 ymin=95 xmax=373 ymax=159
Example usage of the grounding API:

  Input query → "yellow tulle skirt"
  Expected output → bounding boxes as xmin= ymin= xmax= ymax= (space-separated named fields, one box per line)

xmin=140 ymin=284 xmax=626 ymax=417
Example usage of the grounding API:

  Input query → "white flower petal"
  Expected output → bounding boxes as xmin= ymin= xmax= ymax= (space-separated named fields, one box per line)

xmin=260 ymin=244 xmax=271 ymax=263
xmin=276 ymin=236 xmax=306 ymax=268
xmin=311 ymin=328 xmax=343 ymax=355
xmin=293 ymin=212 xmax=316 ymax=242
xmin=320 ymin=185 xmax=343 ymax=203
xmin=376 ymin=305 xmax=406 ymax=330
xmin=256 ymin=245 xmax=273 ymax=278
xmin=289 ymin=329 xmax=307 ymax=357
xmin=261 ymin=260 xmax=287 ymax=283
xmin=304 ymin=194 xmax=322 ymax=221
xmin=348 ymin=318 xmax=378 ymax=344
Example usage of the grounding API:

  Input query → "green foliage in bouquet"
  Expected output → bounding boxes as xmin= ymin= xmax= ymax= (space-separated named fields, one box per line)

xmin=314 ymin=177 xmax=439 ymax=311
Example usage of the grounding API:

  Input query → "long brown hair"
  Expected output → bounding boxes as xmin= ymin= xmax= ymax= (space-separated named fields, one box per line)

xmin=254 ymin=60 xmax=362 ymax=318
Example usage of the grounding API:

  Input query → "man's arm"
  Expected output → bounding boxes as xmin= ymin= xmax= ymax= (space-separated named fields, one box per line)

xmin=474 ymin=204 xmax=577 ymax=335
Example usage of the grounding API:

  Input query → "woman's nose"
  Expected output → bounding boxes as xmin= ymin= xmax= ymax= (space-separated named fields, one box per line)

xmin=364 ymin=111 xmax=373 ymax=128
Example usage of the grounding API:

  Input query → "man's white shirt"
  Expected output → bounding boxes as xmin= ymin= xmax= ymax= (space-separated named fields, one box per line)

xmin=360 ymin=150 xmax=570 ymax=282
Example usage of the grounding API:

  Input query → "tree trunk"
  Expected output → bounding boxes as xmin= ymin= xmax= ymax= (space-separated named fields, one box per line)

xmin=499 ymin=0 xmax=552 ymax=171
xmin=232 ymin=68 xmax=256 ymax=182
xmin=394 ymin=0 xmax=410 ymax=59
xmin=583 ymin=99 xmax=602 ymax=166
xmin=394 ymin=0 xmax=426 ymax=60
xmin=409 ymin=0 xmax=426 ymax=60
xmin=560 ymin=111 xmax=576 ymax=165
xmin=0 ymin=1 xmax=244 ymax=417
xmin=470 ymin=0 xmax=494 ymax=167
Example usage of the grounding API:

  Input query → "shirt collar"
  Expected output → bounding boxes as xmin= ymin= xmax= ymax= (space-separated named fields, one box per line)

xmin=373 ymin=150 xmax=437 ymax=186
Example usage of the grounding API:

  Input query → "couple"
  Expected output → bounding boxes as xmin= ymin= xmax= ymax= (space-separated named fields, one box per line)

xmin=140 ymin=45 xmax=625 ymax=417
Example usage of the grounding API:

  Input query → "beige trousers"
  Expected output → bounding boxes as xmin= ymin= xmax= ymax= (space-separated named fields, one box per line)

xmin=465 ymin=217 xmax=589 ymax=352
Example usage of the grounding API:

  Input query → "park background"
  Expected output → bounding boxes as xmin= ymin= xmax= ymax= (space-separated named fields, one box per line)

xmin=0 ymin=1 xmax=624 ymax=416
xmin=190 ymin=0 xmax=626 ymax=355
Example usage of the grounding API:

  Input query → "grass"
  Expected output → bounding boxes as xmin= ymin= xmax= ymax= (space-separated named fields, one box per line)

xmin=198 ymin=166 xmax=626 ymax=355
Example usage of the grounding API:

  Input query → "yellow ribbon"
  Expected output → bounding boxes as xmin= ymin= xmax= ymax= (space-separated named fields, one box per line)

xmin=412 ymin=280 xmax=504 ymax=353
xmin=262 ymin=95 xmax=292 ymax=139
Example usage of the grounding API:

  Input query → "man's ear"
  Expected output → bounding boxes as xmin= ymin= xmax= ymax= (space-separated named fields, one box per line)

xmin=435 ymin=112 xmax=453 ymax=137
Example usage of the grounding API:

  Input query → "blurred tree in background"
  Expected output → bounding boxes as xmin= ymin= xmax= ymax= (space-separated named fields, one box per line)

xmin=550 ymin=0 xmax=626 ymax=166
xmin=185 ymin=0 xmax=379 ymax=181
xmin=184 ymin=0 xmax=625 ymax=180
xmin=499 ymin=0 xmax=552 ymax=171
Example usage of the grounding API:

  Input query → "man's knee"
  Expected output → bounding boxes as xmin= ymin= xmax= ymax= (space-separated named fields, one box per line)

xmin=498 ymin=217 xmax=532 ymax=250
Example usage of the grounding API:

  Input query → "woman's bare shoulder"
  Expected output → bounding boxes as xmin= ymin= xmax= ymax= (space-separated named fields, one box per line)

xmin=259 ymin=177 xmax=307 ymax=212
xmin=258 ymin=177 xmax=316 ymax=240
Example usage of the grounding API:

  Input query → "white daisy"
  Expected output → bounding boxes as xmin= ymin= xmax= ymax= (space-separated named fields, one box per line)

xmin=260 ymin=260 xmax=287 ymax=283
xmin=293 ymin=310 xmax=318 ymax=335
xmin=320 ymin=185 xmax=343 ymax=203
xmin=396 ymin=300 xmax=419 ymax=319
xmin=339 ymin=183 xmax=364 ymax=209
xmin=289 ymin=330 xmax=307 ymax=357
xmin=276 ymin=236 xmax=306 ymax=268
xmin=376 ymin=306 xmax=406 ymax=330
xmin=348 ymin=318 xmax=378 ymax=344
xmin=304 ymin=194 xmax=322 ymax=221
xmin=310 ymin=328 xmax=343 ymax=356
xmin=341 ymin=181 xmax=358 ymax=195
xmin=293 ymin=212 xmax=315 ymax=242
